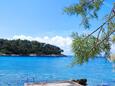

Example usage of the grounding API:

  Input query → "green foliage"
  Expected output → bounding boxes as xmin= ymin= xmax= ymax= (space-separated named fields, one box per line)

xmin=72 ymin=33 xmax=99 ymax=64
xmin=64 ymin=0 xmax=104 ymax=28
xmin=112 ymin=35 xmax=115 ymax=43
xmin=71 ymin=32 xmax=111 ymax=64
xmin=64 ymin=0 xmax=115 ymax=65
xmin=0 ymin=39 xmax=63 ymax=55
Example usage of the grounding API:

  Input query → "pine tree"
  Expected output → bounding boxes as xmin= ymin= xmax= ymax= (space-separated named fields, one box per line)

xmin=64 ymin=0 xmax=115 ymax=64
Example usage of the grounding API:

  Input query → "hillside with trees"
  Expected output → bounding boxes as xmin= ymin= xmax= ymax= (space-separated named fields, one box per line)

xmin=0 ymin=39 xmax=64 ymax=56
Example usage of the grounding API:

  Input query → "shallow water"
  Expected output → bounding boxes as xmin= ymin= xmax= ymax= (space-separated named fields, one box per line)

xmin=0 ymin=56 xmax=114 ymax=86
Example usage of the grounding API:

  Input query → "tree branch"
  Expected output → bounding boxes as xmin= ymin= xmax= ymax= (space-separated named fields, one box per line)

xmin=84 ymin=15 xmax=115 ymax=40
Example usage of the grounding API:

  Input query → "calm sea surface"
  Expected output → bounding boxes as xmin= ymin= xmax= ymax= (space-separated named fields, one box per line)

xmin=0 ymin=56 xmax=114 ymax=86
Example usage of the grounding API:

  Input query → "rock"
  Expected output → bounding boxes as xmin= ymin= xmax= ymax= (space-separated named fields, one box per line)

xmin=72 ymin=79 xmax=87 ymax=86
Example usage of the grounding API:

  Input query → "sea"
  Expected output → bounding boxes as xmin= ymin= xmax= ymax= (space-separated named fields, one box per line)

xmin=0 ymin=56 xmax=114 ymax=86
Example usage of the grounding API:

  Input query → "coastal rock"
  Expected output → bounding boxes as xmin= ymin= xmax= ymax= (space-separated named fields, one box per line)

xmin=72 ymin=79 xmax=87 ymax=86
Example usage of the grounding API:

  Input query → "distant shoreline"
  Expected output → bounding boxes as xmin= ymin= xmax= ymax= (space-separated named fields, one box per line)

xmin=0 ymin=54 xmax=67 ymax=57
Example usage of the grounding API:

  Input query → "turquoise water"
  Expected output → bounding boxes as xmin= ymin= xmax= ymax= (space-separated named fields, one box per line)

xmin=0 ymin=56 xmax=114 ymax=86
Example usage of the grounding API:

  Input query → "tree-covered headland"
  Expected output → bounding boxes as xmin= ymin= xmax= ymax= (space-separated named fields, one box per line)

xmin=0 ymin=39 xmax=64 ymax=56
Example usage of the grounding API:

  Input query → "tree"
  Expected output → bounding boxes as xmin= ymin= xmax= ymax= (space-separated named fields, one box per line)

xmin=64 ymin=0 xmax=115 ymax=64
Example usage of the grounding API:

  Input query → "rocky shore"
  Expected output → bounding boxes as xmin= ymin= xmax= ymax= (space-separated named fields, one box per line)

xmin=0 ymin=54 xmax=67 ymax=57
xmin=24 ymin=79 xmax=87 ymax=86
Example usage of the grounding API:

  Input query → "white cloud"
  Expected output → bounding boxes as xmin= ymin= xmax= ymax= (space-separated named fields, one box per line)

xmin=12 ymin=35 xmax=72 ymax=55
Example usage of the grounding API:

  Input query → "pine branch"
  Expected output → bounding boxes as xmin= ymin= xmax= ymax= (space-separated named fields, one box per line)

xmin=84 ymin=4 xmax=115 ymax=40
xmin=84 ymin=15 xmax=115 ymax=40
xmin=88 ymin=29 xmax=115 ymax=57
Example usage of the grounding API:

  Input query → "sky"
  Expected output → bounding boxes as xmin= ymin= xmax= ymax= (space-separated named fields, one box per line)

xmin=0 ymin=0 xmax=114 ymax=55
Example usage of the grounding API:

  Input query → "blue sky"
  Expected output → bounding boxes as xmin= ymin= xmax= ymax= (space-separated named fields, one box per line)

xmin=0 ymin=0 xmax=78 ymax=37
xmin=0 ymin=0 xmax=114 ymax=37
xmin=0 ymin=0 xmax=114 ymax=54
